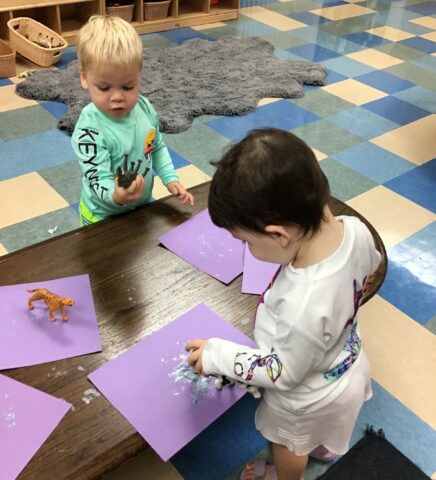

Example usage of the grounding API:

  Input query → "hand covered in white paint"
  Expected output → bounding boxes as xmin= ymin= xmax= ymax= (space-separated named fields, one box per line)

xmin=186 ymin=339 xmax=208 ymax=376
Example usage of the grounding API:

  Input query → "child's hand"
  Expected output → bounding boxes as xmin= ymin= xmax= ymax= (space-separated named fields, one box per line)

xmin=186 ymin=339 xmax=208 ymax=376
xmin=113 ymin=175 xmax=145 ymax=205
xmin=166 ymin=181 xmax=194 ymax=207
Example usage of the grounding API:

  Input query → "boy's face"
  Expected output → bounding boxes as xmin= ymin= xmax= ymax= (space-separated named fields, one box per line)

xmin=80 ymin=64 xmax=141 ymax=119
xmin=230 ymin=226 xmax=302 ymax=265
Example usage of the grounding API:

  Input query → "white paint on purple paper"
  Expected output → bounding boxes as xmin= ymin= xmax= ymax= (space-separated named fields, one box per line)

xmin=88 ymin=303 xmax=256 ymax=461
xmin=158 ymin=209 xmax=244 ymax=284
xmin=4 ymin=409 xmax=16 ymax=428
xmin=0 ymin=374 xmax=71 ymax=480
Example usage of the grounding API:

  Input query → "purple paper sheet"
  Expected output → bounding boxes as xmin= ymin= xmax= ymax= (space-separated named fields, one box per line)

xmin=0 ymin=374 xmax=71 ymax=480
xmin=0 ymin=275 xmax=102 ymax=370
xmin=242 ymin=244 xmax=280 ymax=295
xmin=159 ymin=209 xmax=244 ymax=284
xmin=89 ymin=303 xmax=256 ymax=461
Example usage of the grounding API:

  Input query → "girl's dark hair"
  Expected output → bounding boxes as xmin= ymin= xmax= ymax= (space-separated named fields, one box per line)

xmin=208 ymin=128 xmax=330 ymax=235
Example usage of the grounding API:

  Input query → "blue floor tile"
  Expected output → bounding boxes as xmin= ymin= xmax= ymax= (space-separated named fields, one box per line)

xmin=328 ymin=107 xmax=400 ymax=140
xmin=56 ymin=50 xmax=78 ymax=70
xmin=287 ymin=12 xmax=329 ymax=26
xmin=312 ymin=0 xmax=347 ymax=5
xmin=207 ymin=100 xmax=319 ymax=142
xmin=41 ymin=101 xmax=69 ymax=119
xmin=362 ymin=96 xmax=430 ymax=125
xmin=168 ymin=148 xmax=191 ymax=169
xmin=240 ymin=0 xmax=277 ymax=6
xmin=384 ymin=159 xmax=436 ymax=213
xmin=324 ymin=69 xmax=348 ymax=85
xmin=332 ymin=142 xmax=415 ymax=183
xmin=305 ymin=69 xmax=347 ymax=91
xmin=405 ymin=1 xmax=436 ymax=16
xmin=160 ymin=28 xmax=214 ymax=45
xmin=379 ymin=222 xmax=436 ymax=325
xmin=287 ymin=43 xmax=341 ymax=62
xmin=70 ymin=202 xmax=79 ymax=215
xmin=354 ymin=70 xmax=415 ymax=94
xmin=289 ymin=27 xmax=362 ymax=55
xmin=410 ymin=54 xmax=436 ymax=74
xmin=399 ymin=36 xmax=436 ymax=54
xmin=393 ymin=85 xmax=436 ymax=113
xmin=0 ymin=130 xmax=74 ymax=181
xmin=322 ymin=56 xmax=375 ymax=78
xmin=343 ymin=32 xmax=388 ymax=48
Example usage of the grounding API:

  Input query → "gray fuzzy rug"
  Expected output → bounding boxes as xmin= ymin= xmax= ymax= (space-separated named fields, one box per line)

xmin=16 ymin=36 xmax=327 ymax=134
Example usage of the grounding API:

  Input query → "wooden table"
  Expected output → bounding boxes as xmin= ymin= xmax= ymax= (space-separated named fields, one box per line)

xmin=0 ymin=182 xmax=386 ymax=480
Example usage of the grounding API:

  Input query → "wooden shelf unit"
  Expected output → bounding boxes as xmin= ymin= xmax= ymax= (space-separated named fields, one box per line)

xmin=0 ymin=0 xmax=239 ymax=45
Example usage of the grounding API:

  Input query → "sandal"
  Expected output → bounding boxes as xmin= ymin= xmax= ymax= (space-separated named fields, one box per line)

xmin=309 ymin=445 xmax=337 ymax=462
xmin=239 ymin=460 xmax=278 ymax=480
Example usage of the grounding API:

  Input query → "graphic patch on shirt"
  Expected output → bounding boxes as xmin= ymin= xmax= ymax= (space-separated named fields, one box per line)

xmin=324 ymin=276 xmax=367 ymax=382
xmin=324 ymin=323 xmax=361 ymax=382
xmin=144 ymin=128 xmax=156 ymax=156
xmin=344 ymin=277 xmax=367 ymax=329
xmin=234 ymin=348 xmax=283 ymax=384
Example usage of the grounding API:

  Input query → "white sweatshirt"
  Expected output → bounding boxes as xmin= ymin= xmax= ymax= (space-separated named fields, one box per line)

xmin=202 ymin=216 xmax=381 ymax=414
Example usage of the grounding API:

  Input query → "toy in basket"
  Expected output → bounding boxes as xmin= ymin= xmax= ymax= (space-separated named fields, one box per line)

xmin=7 ymin=17 xmax=68 ymax=68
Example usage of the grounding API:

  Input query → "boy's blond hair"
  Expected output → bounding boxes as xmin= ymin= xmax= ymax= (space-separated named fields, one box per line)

xmin=78 ymin=15 xmax=143 ymax=72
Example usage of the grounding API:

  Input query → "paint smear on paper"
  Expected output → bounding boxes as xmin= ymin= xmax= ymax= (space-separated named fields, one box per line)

xmin=169 ymin=354 xmax=217 ymax=405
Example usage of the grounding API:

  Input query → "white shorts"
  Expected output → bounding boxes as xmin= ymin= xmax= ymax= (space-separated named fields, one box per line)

xmin=255 ymin=352 xmax=372 ymax=456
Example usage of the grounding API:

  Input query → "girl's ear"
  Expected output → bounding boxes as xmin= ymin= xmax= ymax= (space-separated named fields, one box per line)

xmin=79 ymin=71 xmax=88 ymax=90
xmin=264 ymin=225 xmax=292 ymax=248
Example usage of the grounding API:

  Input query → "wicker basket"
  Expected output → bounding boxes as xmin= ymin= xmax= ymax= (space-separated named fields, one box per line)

xmin=144 ymin=0 xmax=171 ymax=20
xmin=0 ymin=39 xmax=16 ymax=78
xmin=106 ymin=4 xmax=135 ymax=22
xmin=7 ymin=17 xmax=67 ymax=67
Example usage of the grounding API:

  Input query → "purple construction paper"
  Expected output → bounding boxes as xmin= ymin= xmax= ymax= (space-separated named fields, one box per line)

xmin=242 ymin=244 xmax=280 ymax=295
xmin=159 ymin=209 xmax=244 ymax=284
xmin=0 ymin=275 xmax=102 ymax=370
xmin=0 ymin=373 xmax=71 ymax=480
xmin=89 ymin=303 xmax=256 ymax=461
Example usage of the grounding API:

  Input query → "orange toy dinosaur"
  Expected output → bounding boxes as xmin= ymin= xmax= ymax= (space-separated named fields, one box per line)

xmin=27 ymin=288 xmax=75 ymax=322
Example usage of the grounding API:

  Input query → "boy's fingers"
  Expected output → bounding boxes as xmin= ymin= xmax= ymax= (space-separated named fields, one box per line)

xmin=127 ymin=179 xmax=137 ymax=194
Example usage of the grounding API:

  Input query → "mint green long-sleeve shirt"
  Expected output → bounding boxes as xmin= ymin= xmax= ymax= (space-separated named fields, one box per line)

xmin=71 ymin=95 xmax=178 ymax=219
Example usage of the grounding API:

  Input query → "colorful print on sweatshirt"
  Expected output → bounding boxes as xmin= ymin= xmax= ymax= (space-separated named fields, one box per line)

xmin=234 ymin=348 xmax=283 ymax=383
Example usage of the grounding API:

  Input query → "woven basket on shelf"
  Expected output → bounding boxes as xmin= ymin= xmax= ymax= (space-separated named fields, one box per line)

xmin=144 ymin=0 xmax=171 ymax=20
xmin=0 ymin=39 xmax=16 ymax=78
xmin=7 ymin=17 xmax=67 ymax=67
xmin=106 ymin=4 xmax=135 ymax=22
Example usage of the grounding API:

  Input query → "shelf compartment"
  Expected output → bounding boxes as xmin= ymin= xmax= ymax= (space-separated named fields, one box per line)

xmin=11 ymin=6 xmax=61 ymax=33
xmin=0 ymin=11 xmax=13 ymax=40
xmin=178 ymin=0 xmax=208 ymax=16
xmin=59 ymin=0 xmax=99 ymax=37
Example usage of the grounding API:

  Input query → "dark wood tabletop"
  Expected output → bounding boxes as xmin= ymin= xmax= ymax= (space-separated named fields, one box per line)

xmin=0 ymin=182 xmax=386 ymax=480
